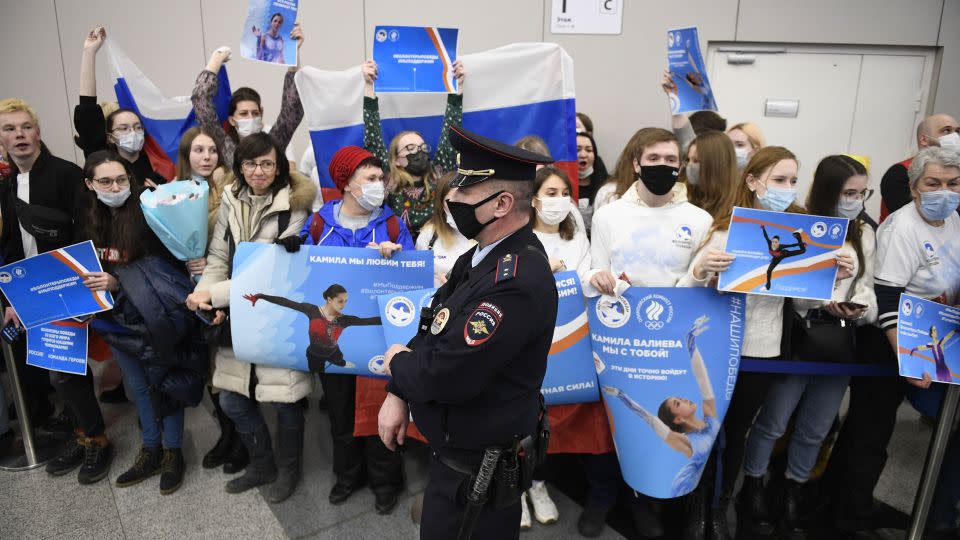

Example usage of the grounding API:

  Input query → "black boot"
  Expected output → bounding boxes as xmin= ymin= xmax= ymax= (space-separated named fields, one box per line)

xmin=225 ymin=424 xmax=277 ymax=494
xmin=203 ymin=389 xmax=235 ymax=469
xmin=630 ymin=493 xmax=664 ymax=538
xmin=682 ymin=482 xmax=707 ymax=540
xmin=116 ymin=446 xmax=163 ymax=487
xmin=709 ymin=493 xmax=733 ymax=540
xmin=265 ymin=424 xmax=302 ymax=503
xmin=780 ymin=479 xmax=807 ymax=540
xmin=736 ymin=475 xmax=774 ymax=537
xmin=159 ymin=448 xmax=186 ymax=495
xmin=223 ymin=432 xmax=249 ymax=474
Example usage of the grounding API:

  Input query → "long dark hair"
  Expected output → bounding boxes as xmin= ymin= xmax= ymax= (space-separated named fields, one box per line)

xmin=531 ymin=166 xmax=577 ymax=240
xmin=231 ymin=133 xmax=290 ymax=197
xmin=323 ymin=284 xmax=346 ymax=300
xmin=82 ymin=150 xmax=150 ymax=264
xmin=806 ymin=154 xmax=868 ymax=279
xmin=226 ymin=87 xmax=263 ymax=142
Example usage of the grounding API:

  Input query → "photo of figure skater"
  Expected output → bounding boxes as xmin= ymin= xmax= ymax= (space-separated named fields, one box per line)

xmin=761 ymin=224 xmax=806 ymax=290
xmin=243 ymin=284 xmax=381 ymax=373
xmin=909 ymin=325 xmax=958 ymax=383
xmin=252 ymin=12 xmax=285 ymax=63
xmin=602 ymin=315 xmax=718 ymax=497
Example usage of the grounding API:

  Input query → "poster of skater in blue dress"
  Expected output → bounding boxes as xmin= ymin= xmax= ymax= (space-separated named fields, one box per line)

xmin=240 ymin=0 xmax=299 ymax=66
xmin=897 ymin=294 xmax=960 ymax=385
xmin=589 ymin=288 xmax=744 ymax=498
xmin=666 ymin=26 xmax=717 ymax=114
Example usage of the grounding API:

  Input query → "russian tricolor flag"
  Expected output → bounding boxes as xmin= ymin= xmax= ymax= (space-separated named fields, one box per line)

xmin=296 ymin=42 xmax=577 ymax=196
xmin=104 ymin=39 xmax=232 ymax=181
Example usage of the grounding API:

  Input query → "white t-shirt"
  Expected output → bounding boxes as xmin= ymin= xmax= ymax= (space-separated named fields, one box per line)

xmin=16 ymin=173 xmax=37 ymax=258
xmin=875 ymin=202 xmax=960 ymax=304
xmin=416 ymin=222 xmax=476 ymax=287
xmin=533 ymin=228 xmax=591 ymax=283
xmin=586 ymin=181 xmax=713 ymax=295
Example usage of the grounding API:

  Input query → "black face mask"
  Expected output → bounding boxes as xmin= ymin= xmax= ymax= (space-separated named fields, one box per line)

xmin=404 ymin=151 xmax=431 ymax=177
xmin=446 ymin=190 xmax=505 ymax=239
xmin=638 ymin=165 xmax=680 ymax=196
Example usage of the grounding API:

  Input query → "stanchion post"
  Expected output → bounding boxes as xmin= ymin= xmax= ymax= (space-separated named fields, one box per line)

xmin=2 ymin=337 xmax=39 ymax=465
xmin=908 ymin=384 xmax=960 ymax=540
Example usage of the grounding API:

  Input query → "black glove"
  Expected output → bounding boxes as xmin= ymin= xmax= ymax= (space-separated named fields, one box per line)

xmin=275 ymin=235 xmax=303 ymax=253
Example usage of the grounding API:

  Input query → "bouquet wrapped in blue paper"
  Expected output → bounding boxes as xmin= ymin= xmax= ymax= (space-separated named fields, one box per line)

xmin=140 ymin=181 xmax=209 ymax=263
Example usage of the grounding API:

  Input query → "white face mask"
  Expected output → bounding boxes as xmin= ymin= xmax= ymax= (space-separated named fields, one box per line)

xmin=234 ymin=117 xmax=263 ymax=138
xmin=937 ymin=132 xmax=960 ymax=151
xmin=536 ymin=196 xmax=572 ymax=225
xmin=96 ymin=187 xmax=132 ymax=208
xmin=735 ymin=147 xmax=750 ymax=169
xmin=116 ymin=131 xmax=144 ymax=154
xmin=445 ymin=210 xmax=459 ymax=233
xmin=836 ymin=196 xmax=864 ymax=219
xmin=352 ymin=181 xmax=385 ymax=211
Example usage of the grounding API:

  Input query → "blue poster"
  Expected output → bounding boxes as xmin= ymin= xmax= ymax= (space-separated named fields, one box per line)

xmin=543 ymin=271 xmax=599 ymax=405
xmin=589 ymin=288 xmax=744 ymax=498
xmin=240 ymin=0 xmax=299 ymax=66
xmin=718 ymin=207 xmax=848 ymax=301
xmin=230 ymin=244 xmax=433 ymax=375
xmin=373 ymin=25 xmax=459 ymax=93
xmin=26 ymin=321 xmax=88 ymax=375
xmin=667 ymin=26 xmax=717 ymax=114
xmin=897 ymin=294 xmax=960 ymax=385
xmin=378 ymin=287 xmax=437 ymax=350
xmin=0 ymin=241 xmax=114 ymax=329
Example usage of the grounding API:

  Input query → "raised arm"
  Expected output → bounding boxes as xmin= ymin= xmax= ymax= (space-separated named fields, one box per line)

xmin=192 ymin=47 xmax=234 ymax=165
xmin=603 ymin=386 xmax=692 ymax=457
xmin=267 ymin=24 xmax=305 ymax=152
xmin=245 ymin=293 xmax=317 ymax=318
xmin=362 ymin=60 xmax=389 ymax=167
xmin=686 ymin=316 xmax=717 ymax=416
xmin=75 ymin=26 xmax=108 ymax=157
xmin=433 ymin=60 xmax=466 ymax=173
xmin=761 ymin=224 xmax=771 ymax=246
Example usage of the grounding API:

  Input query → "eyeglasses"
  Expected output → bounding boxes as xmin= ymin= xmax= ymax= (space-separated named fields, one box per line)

xmin=110 ymin=125 xmax=144 ymax=136
xmin=400 ymin=143 xmax=431 ymax=155
xmin=91 ymin=175 xmax=131 ymax=188
xmin=841 ymin=188 xmax=874 ymax=201
xmin=241 ymin=160 xmax=277 ymax=173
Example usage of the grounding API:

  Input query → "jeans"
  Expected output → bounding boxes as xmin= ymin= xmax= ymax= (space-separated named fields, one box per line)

xmin=218 ymin=389 xmax=303 ymax=434
xmin=744 ymin=374 xmax=849 ymax=482
xmin=112 ymin=346 xmax=183 ymax=448
xmin=721 ymin=369 xmax=775 ymax=494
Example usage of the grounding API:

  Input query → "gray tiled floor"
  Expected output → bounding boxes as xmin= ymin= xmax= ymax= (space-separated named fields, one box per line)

xmin=0 ymin=378 xmax=934 ymax=540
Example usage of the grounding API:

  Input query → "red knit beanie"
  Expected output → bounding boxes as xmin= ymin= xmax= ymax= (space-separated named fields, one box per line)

xmin=328 ymin=146 xmax=375 ymax=192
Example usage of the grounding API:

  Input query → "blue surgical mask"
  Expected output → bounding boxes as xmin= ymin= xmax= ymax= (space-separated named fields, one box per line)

xmin=735 ymin=147 xmax=750 ymax=169
xmin=757 ymin=185 xmax=797 ymax=212
xmin=919 ymin=189 xmax=960 ymax=221
xmin=836 ymin=196 xmax=864 ymax=219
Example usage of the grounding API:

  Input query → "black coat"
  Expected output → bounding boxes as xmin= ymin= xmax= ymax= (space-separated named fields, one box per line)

xmin=0 ymin=144 xmax=84 ymax=263
xmin=387 ymin=225 xmax=558 ymax=451
xmin=74 ymin=96 xmax=166 ymax=185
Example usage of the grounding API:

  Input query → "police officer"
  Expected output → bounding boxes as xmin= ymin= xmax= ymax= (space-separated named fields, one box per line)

xmin=378 ymin=125 xmax=557 ymax=539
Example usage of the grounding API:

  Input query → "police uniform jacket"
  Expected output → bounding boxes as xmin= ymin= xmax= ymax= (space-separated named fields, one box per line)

xmin=386 ymin=225 xmax=558 ymax=451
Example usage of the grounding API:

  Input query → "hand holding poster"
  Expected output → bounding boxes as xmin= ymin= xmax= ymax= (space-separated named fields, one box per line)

xmin=718 ymin=207 xmax=848 ymax=301
xmin=373 ymin=26 xmax=459 ymax=93
xmin=897 ymin=294 xmax=960 ymax=384
xmin=241 ymin=0 xmax=299 ymax=66
xmin=0 ymin=241 xmax=113 ymax=329
xmin=589 ymin=288 xmax=744 ymax=498
xmin=230 ymin=244 xmax=433 ymax=376
xmin=667 ymin=27 xmax=717 ymax=114
xmin=26 ymin=321 xmax=89 ymax=375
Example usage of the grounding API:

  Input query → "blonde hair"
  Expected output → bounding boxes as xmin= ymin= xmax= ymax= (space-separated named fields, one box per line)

xmin=727 ymin=122 xmax=765 ymax=150
xmin=0 ymin=98 xmax=39 ymax=126
xmin=426 ymin=172 xmax=458 ymax=247
xmin=99 ymin=101 xmax=119 ymax=118
xmin=387 ymin=130 xmax=434 ymax=198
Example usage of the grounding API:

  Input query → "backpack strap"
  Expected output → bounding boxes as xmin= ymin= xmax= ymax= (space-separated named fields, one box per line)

xmin=386 ymin=214 xmax=400 ymax=243
xmin=309 ymin=213 xmax=325 ymax=244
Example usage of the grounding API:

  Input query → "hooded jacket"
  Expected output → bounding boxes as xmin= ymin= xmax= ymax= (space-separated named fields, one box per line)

xmin=196 ymin=170 xmax=317 ymax=403
xmin=301 ymin=200 xmax=415 ymax=249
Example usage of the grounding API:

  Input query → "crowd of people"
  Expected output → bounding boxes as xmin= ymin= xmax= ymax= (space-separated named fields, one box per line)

xmin=0 ymin=22 xmax=959 ymax=540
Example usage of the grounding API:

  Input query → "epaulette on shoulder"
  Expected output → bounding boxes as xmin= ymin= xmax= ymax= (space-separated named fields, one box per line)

xmin=495 ymin=252 xmax=518 ymax=283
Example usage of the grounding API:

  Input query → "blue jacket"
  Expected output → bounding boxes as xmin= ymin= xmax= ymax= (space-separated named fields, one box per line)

xmin=300 ymin=201 xmax=415 ymax=249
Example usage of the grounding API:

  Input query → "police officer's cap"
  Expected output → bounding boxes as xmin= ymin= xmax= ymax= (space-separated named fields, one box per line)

xmin=449 ymin=125 xmax=554 ymax=188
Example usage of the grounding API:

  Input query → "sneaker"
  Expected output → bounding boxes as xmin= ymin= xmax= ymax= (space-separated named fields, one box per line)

xmin=46 ymin=436 xmax=84 ymax=476
xmin=77 ymin=438 xmax=113 ymax=484
xmin=528 ymin=480 xmax=559 ymax=525
xmin=374 ymin=490 xmax=399 ymax=515
xmin=520 ymin=492 xmax=532 ymax=530
xmin=577 ymin=506 xmax=608 ymax=538
xmin=159 ymin=448 xmax=185 ymax=495
xmin=116 ymin=446 xmax=163 ymax=487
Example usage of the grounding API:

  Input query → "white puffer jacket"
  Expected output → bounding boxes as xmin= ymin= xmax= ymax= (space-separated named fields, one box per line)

xmin=197 ymin=171 xmax=317 ymax=403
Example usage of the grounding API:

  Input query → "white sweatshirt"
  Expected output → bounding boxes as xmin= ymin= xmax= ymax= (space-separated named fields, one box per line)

xmin=533 ymin=228 xmax=592 ymax=284
xmin=416 ymin=222 xmax=476 ymax=287
xmin=585 ymin=181 xmax=713 ymax=296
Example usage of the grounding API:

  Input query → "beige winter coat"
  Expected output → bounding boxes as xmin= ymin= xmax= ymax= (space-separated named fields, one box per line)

xmin=196 ymin=171 xmax=316 ymax=403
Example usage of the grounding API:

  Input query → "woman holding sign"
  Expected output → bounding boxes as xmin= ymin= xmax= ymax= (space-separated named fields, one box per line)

xmin=361 ymin=58 xmax=465 ymax=237
xmin=185 ymin=133 xmax=316 ymax=504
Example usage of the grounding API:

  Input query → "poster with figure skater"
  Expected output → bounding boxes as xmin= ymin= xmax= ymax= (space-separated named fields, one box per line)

xmin=718 ymin=207 xmax=848 ymax=301
xmin=588 ymin=287 xmax=745 ymax=498
xmin=372 ymin=26 xmax=459 ymax=93
xmin=897 ymin=294 xmax=960 ymax=385
xmin=666 ymin=26 xmax=717 ymax=114
xmin=230 ymin=244 xmax=432 ymax=376
xmin=240 ymin=0 xmax=299 ymax=66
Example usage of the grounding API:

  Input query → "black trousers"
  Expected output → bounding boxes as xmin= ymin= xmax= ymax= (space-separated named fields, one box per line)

xmin=721 ymin=370 xmax=775 ymax=495
xmin=318 ymin=372 xmax=402 ymax=495
xmin=420 ymin=453 xmax=520 ymax=540
xmin=9 ymin=336 xmax=54 ymax=422
xmin=822 ymin=327 xmax=904 ymax=516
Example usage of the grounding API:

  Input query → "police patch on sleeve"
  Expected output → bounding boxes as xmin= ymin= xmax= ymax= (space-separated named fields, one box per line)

xmin=463 ymin=302 xmax=503 ymax=346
